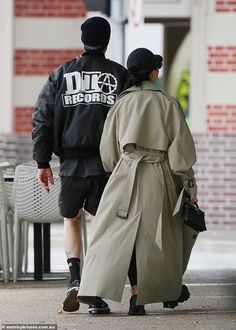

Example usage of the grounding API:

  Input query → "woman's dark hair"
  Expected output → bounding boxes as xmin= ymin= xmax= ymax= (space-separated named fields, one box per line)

xmin=129 ymin=69 xmax=152 ymax=86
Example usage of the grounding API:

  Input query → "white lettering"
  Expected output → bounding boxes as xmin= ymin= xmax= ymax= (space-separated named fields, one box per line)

xmin=62 ymin=92 xmax=117 ymax=107
xmin=64 ymin=72 xmax=81 ymax=94
xmin=107 ymin=95 xmax=115 ymax=105
xmin=84 ymin=94 xmax=92 ymax=102
xmin=64 ymin=95 xmax=72 ymax=104
xmin=62 ymin=71 xmax=118 ymax=107
xmin=72 ymin=94 xmax=78 ymax=103
xmin=92 ymin=93 xmax=100 ymax=102
xmin=101 ymin=93 xmax=106 ymax=103
xmin=82 ymin=72 xmax=100 ymax=92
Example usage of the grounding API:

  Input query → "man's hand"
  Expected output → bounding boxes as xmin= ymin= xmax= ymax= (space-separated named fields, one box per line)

xmin=38 ymin=168 xmax=54 ymax=192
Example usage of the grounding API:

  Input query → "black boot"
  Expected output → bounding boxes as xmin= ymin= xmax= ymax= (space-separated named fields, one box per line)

xmin=163 ymin=299 xmax=179 ymax=309
xmin=163 ymin=284 xmax=190 ymax=309
xmin=78 ymin=296 xmax=110 ymax=315
xmin=178 ymin=284 xmax=190 ymax=302
xmin=129 ymin=295 xmax=146 ymax=315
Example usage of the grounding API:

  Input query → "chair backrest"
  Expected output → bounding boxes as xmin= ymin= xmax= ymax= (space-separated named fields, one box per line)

xmin=12 ymin=164 xmax=63 ymax=223
xmin=0 ymin=165 xmax=16 ymax=209
xmin=0 ymin=168 xmax=8 ymax=215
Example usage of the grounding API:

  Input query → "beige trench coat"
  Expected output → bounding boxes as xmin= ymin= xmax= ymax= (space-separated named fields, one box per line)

xmin=79 ymin=81 xmax=198 ymax=305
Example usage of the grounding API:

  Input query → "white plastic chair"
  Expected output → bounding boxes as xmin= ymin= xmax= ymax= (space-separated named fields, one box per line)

xmin=0 ymin=165 xmax=15 ymax=282
xmin=12 ymin=164 xmax=63 ymax=282
xmin=12 ymin=163 xmax=88 ymax=282
xmin=2 ymin=165 xmax=16 ymax=269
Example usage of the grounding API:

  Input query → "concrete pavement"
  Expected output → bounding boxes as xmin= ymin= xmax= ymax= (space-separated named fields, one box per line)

xmin=0 ymin=224 xmax=236 ymax=329
xmin=0 ymin=273 xmax=235 ymax=330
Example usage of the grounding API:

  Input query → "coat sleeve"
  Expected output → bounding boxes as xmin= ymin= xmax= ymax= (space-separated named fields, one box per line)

xmin=166 ymin=100 xmax=197 ymax=196
xmin=100 ymin=106 xmax=120 ymax=172
xmin=31 ymin=71 xmax=57 ymax=168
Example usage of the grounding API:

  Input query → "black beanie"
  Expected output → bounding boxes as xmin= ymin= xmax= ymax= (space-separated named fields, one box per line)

xmin=81 ymin=16 xmax=111 ymax=48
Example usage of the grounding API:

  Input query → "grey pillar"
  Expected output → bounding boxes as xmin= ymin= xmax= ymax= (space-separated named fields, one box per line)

xmin=0 ymin=0 xmax=14 ymax=133
xmin=110 ymin=0 xmax=125 ymax=65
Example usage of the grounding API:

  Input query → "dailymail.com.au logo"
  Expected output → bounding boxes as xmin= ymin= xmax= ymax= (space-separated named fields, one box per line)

xmin=62 ymin=71 xmax=118 ymax=107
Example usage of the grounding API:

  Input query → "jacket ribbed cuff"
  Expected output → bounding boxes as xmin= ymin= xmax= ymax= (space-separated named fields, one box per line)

xmin=37 ymin=162 xmax=50 ymax=169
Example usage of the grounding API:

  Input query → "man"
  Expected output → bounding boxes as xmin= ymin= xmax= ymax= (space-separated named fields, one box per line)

xmin=32 ymin=16 xmax=129 ymax=314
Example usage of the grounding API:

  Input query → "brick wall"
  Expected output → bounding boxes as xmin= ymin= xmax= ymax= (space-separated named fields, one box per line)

xmin=0 ymin=135 xmax=33 ymax=163
xmin=14 ymin=49 xmax=83 ymax=75
xmin=13 ymin=49 xmax=83 ymax=131
xmin=216 ymin=0 xmax=236 ymax=12
xmin=208 ymin=46 xmax=236 ymax=72
xmin=15 ymin=0 xmax=86 ymax=17
xmin=13 ymin=0 xmax=87 ymax=133
xmin=14 ymin=107 xmax=34 ymax=133
xmin=197 ymin=0 xmax=236 ymax=227
xmin=207 ymin=105 xmax=236 ymax=132
xmin=194 ymin=133 xmax=236 ymax=228
xmin=206 ymin=32 xmax=236 ymax=139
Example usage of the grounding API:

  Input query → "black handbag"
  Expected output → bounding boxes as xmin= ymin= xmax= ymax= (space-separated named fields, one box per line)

xmin=181 ymin=202 xmax=207 ymax=232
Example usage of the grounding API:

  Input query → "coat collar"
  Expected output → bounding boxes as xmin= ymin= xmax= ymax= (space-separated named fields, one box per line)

xmin=128 ymin=81 xmax=157 ymax=92
xmin=118 ymin=81 xmax=158 ymax=100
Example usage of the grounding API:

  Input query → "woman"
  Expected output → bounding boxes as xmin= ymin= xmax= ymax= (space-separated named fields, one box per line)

xmin=78 ymin=48 xmax=198 ymax=315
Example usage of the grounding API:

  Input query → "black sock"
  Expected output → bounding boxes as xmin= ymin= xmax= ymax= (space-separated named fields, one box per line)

xmin=67 ymin=258 xmax=81 ymax=284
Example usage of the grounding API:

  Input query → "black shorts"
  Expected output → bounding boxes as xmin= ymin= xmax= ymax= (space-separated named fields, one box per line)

xmin=58 ymin=176 xmax=108 ymax=218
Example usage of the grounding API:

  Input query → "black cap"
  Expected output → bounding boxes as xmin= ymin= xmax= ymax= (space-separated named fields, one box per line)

xmin=81 ymin=16 xmax=111 ymax=48
xmin=127 ymin=48 xmax=163 ymax=73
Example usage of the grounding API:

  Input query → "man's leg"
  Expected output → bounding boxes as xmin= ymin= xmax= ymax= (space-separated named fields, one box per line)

xmin=62 ymin=209 xmax=84 ymax=312
xmin=64 ymin=210 xmax=84 ymax=281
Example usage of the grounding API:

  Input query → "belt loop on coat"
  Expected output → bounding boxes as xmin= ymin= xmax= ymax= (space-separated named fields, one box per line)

xmin=117 ymin=154 xmax=144 ymax=219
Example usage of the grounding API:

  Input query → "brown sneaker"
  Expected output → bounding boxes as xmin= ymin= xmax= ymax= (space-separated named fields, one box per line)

xmin=62 ymin=280 xmax=80 ymax=312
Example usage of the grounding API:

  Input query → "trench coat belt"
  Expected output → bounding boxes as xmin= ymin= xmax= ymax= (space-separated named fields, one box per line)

xmin=117 ymin=151 xmax=167 ymax=219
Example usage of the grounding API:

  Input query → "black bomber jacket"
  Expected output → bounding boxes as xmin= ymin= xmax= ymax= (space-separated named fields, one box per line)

xmin=32 ymin=51 xmax=129 ymax=168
